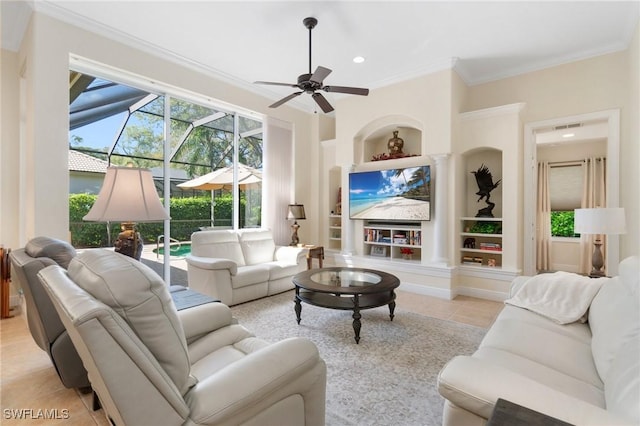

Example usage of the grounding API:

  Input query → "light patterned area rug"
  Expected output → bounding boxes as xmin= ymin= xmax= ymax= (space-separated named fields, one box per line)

xmin=230 ymin=291 xmax=486 ymax=426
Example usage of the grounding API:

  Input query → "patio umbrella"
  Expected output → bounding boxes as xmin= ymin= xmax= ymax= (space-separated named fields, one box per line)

xmin=177 ymin=164 xmax=262 ymax=227
xmin=177 ymin=163 xmax=262 ymax=190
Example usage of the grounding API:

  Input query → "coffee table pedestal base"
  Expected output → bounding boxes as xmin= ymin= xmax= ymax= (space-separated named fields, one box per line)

xmin=294 ymin=289 xmax=397 ymax=344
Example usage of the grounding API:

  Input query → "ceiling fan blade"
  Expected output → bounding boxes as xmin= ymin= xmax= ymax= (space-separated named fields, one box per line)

xmin=324 ymin=86 xmax=369 ymax=96
xmin=269 ymin=91 xmax=303 ymax=108
xmin=310 ymin=66 xmax=332 ymax=84
xmin=312 ymin=92 xmax=334 ymax=113
xmin=254 ymin=81 xmax=299 ymax=88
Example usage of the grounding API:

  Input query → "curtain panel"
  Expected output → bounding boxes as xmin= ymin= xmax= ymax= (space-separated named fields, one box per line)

xmin=536 ymin=161 xmax=552 ymax=271
xmin=580 ymin=157 xmax=607 ymax=274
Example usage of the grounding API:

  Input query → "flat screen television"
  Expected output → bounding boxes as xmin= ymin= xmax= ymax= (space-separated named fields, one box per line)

xmin=349 ymin=165 xmax=431 ymax=221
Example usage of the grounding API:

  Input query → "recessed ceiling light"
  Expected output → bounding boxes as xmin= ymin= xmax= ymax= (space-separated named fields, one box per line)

xmin=562 ymin=133 xmax=575 ymax=138
xmin=353 ymin=56 xmax=365 ymax=64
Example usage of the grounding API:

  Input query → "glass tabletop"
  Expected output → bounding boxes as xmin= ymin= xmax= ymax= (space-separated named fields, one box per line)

xmin=309 ymin=270 xmax=382 ymax=287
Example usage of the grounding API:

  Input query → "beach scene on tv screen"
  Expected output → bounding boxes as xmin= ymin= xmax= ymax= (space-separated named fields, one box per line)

xmin=349 ymin=166 xmax=431 ymax=221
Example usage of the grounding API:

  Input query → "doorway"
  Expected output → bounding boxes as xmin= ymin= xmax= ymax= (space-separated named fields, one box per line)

xmin=523 ymin=110 xmax=620 ymax=276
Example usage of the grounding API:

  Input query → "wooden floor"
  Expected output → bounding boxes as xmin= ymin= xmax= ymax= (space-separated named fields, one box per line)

xmin=0 ymin=291 xmax=503 ymax=425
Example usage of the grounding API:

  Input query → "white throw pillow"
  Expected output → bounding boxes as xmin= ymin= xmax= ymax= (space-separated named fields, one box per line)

xmin=604 ymin=336 xmax=640 ymax=424
xmin=589 ymin=256 xmax=640 ymax=381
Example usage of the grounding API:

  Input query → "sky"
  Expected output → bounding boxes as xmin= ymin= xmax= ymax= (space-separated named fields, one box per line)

xmin=350 ymin=167 xmax=427 ymax=199
xmin=70 ymin=113 xmax=125 ymax=151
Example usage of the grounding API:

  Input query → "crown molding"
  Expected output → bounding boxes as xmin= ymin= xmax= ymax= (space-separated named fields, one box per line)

xmin=33 ymin=1 xmax=314 ymax=114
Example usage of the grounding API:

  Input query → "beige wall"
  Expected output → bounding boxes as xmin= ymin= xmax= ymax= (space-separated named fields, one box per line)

xmin=625 ymin=22 xmax=640 ymax=257
xmin=466 ymin=44 xmax=638 ymax=260
xmin=336 ymin=69 xmax=455 ymax=158
xmin=1 ymin=12 xmax=317 ymax=248
xmin=0 ymin=49 xmax=21 ymax=248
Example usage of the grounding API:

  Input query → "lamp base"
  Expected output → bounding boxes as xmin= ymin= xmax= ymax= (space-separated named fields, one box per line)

xmin=589 ymin=240 xmax=605 ymax=278
xmin=290 ymin=221 xmax=300 ymax=246
xmin=114 ymin=222 xmax=143 ymax=260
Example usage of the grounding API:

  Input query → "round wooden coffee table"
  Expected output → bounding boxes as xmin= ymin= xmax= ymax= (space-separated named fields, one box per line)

xmin=292 ymin=267 xmax=400 ymax=343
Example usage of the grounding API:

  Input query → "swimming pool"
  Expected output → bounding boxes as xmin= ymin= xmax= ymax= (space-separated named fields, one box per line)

xmin=153 ymin=242 xmax=192 ymax=258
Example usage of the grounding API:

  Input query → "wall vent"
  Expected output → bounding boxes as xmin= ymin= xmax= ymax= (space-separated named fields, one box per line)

xmin=554 ymin=123 xmax=582 ymax=130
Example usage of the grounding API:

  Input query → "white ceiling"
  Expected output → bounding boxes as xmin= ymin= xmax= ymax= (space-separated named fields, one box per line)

xmin=2 ymin=1 xmax=639 ymax=114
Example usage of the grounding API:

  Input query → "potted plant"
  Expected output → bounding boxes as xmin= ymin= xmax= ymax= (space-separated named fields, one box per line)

xmin=400 ymin=247 xmax=414 ymax=260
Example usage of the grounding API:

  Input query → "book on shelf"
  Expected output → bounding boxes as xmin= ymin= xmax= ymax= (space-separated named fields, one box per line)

xmin=479 ymin=242 xmax=502 ymax=251
xmin=462 ymin=256 xmax=482 ymax=265
xmin=409 ymin=230 xmax=421 ymax=245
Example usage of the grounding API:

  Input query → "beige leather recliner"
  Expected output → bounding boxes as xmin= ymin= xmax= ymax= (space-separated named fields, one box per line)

xmin=38 ymin=249 xmax=326 ymax=426
xmin=9 ymin=236 xmax=90 ymax=390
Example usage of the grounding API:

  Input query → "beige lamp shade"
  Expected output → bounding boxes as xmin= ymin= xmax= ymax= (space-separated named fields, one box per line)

xmin=287 ymin=204 xmax=306 ymax=220
xmin=84 ymin=166 xmax=169 ymax=222
xmin=574 ymin=208 xmax=626 ymax=235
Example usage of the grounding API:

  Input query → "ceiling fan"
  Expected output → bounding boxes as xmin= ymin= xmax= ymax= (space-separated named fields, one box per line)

xmin=254 ymin=17 xmax=369 ymax=113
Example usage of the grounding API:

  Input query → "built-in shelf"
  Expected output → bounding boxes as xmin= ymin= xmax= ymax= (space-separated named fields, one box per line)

xmin=460 ymin=217 xmax=503 ymax=268
xmin=328 ymin=214 xmax=341 ymax=250
xmin=363 ymin=223 xmax=422 ymax=262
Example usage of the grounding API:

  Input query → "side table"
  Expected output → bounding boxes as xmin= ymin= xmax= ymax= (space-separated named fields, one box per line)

xmin=305 ymin=246 xmax=324 ymax=270
xmin=169 ymin=285 xmax=219 ymax=310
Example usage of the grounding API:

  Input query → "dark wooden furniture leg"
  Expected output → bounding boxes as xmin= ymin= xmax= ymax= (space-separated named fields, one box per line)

xmin=352 ymin=294 xmax=362 ymax=344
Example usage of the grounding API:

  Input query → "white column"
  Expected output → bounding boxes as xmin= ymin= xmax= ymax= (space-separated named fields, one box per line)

xmin=342 ymin=164 xmax=356 ymax=255
xmin=431 ymin=154 xmax=450 ymax=264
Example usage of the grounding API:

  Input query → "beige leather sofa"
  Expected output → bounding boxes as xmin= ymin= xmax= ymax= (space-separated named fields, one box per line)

xmin=38 ymin=249 xmax=326 ymax=426
xmin=186 ymin=229 xmax=306 ymax=306
xmin=438 ymin=255 xmax=639 ymax=425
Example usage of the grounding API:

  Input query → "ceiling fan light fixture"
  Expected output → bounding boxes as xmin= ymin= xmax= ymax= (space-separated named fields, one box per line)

xmin=353 ymin=56 xmax=366 ymax=64
xmin=254 ymin=17 xmax=369 ymax=113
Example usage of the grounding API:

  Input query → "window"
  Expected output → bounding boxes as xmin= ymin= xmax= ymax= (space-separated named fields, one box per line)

xmin=69 ymin=73 xmax=263 ymax=249
xmin=548 ymin=164 xmax=581 ymax=237
xmin=550 ymin=211 xmax=578 ymax=237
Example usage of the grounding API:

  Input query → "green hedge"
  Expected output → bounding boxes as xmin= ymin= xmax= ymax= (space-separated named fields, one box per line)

xmin=70 ymin=193 xmax=260 ymax=248
xmin=551 ymin=211 xmax=578 ymax=237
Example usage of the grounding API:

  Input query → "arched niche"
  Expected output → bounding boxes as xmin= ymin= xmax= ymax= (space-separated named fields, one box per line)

xmin=352 ymin=115 xmax=423 ymax=165
xmin=461 ymin=147 xmax=503 ymax=218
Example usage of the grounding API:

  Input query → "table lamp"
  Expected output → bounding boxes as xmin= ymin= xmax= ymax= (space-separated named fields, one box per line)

xmin=84 ymin=166 xmax=170 ymax=260
xmin=574 ymin=207 xmax=626 ymax=277
xmin=287 ymin=204 xmax=306 ymax=246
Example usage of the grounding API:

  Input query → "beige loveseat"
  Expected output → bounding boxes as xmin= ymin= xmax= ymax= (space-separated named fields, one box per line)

xmin=185 ymin=229 xmax=306 ymax=306
xmin=438 ymin=255 xmax=639 ymax=425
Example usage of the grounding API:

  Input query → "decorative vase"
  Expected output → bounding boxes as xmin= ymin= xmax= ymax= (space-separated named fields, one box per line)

xmin=387 ymin=130 xmax=404 ymax=155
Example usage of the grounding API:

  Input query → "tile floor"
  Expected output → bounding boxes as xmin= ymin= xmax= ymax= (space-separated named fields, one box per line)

xmin=0 ymin=290 xmax=503 ymax=425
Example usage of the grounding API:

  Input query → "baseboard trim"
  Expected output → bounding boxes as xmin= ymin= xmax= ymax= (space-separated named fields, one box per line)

xmin=399 ymin=282 xmax=454 ymax=300
xmin=10 ymin=295 xmax=22 ymax=308
xmin=456 ymin=286 xmax=509 ymax=302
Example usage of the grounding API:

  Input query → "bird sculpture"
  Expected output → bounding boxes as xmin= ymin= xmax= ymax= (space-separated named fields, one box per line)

xmin=471 ymin=164 xmax=501 ymax=217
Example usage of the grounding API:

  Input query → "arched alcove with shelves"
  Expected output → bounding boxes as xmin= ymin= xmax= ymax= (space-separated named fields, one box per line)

xmin=345 ymin=115 xmax=434 ymax=265
xmin=352 ymin=115 xmax=424 ymax=165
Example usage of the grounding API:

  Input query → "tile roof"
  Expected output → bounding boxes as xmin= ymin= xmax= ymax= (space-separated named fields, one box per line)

xmin=68 ymin=151 xmax=189 ymax=181
xmin=68 ymin=150 xmax=108 ymax=173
